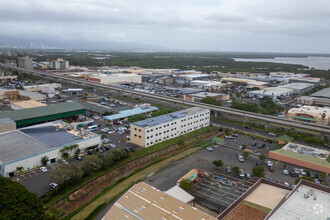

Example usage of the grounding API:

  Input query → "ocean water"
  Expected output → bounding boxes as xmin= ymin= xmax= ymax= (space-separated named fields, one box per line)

xmin=234 ymin=56 xmax=330 ymax=70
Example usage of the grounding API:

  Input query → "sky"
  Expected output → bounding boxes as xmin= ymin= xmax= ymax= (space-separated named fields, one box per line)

xmin=1 ymin=0 xmax=330 ymax=52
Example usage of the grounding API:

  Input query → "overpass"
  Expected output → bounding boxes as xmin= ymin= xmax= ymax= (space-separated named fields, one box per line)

xmin=1 ymin=63 xmax=329 ymax=135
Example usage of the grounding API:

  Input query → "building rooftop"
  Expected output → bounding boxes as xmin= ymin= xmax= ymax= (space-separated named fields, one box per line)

xmin=132 ymin=107 xmax=208 ymax=128
xmin=90 ymin=73 xmax=140 ymax=78
xmin=248 ymin=87 xmax=293 ymax=96
xmin=0 ymin=102 xmax=85 ymax=122
xmin=191 ymin=92 xmax=223 ymax=98
xmin=165 ymin=185 xmax=195 ymax=204
xmin=102 ymin=182 xmax=216 ymax=220
xmin=279 ymin=82 xmax=314 ymax=90
xmin=12 ymin=100 xmax=47 ymax=109
xmin=310 ymin=88 xmax=330 ymax=99
xmin=268 ymin=181 xmax=330 ymax=220
xmin=103 ymin=106 xmax=159 ymax=121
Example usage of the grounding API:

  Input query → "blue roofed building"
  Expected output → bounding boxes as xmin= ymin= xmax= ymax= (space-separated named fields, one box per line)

xmin=103 ymin=106 xmax=159 ymax=123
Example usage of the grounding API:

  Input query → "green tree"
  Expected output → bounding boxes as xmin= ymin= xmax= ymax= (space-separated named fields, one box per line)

xmin=179 ymin=179 xmax=193 ymax=191
xmin=128 ymin=114 xmax=147 ymax=123
xmin=50 ymin=164 xmax=83 ymax=186
xmin=252 ymin=166 xmax=265 ymax=178
xmin=243 ymin=151 xmax=250 ymax=159
xmin=318 ymin=172 xmax=327 ymax=180
xmin=259 ymin=154 xmax=267 ymax=162
xmin=213 ymin=160 xmax=224 ymax=168
xmin=81 ymin=155 xmax=102 ymax=175
xmin=61 ymin=152 xmax=69 ymax=160
xmin=16 ymin=166 xmax=24 ymax=172
xmin=103 ymin=111 xmax=114 ymax=116
xmin=0 ymin=176 xmax=45 ymax=219
xmin=200 ymin=97 xmax=221 ymax=106
xmin=74 ymin=148 xmax=81 ymax=157
xmin=41 ymin=156 xmax=49 ymax=166
xmin=295 ymin=176 xmax=315 ymax=184
xmin=232 ymin=166 xmax=240 ymax=175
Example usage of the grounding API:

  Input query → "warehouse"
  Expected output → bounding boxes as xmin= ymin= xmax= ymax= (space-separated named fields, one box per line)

xmin=102 ymin=182 xmax=216 ymax=220
xmin=0 ymin=121 xmax=101 ymax=177
xmin=176 ymin=74 xmax=211 ymax=84
xmin=130 ymin=107 xmax=210 ymax=148
xmin=285 ymin=105 xmax=330 ymax=126
xmin=0 ymin=102 xmax=86 ymax=128
xmin=23 ymin=83 xmax=62 ymax=92
xmin=89 ymin=73 xmax=142 ymax=85
xmin=278 ymin=83 xmax=314 ymax=95
xmin=247 ymin=87 xmax=293 ymax=100
xmin=11 ymin=100 xmax=47 ymax=110
xmin=190 ymin=80 xmax=223 ymax=91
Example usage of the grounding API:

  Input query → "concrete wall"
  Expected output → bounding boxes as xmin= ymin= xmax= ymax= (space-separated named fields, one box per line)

xmin=2 ymin=135 xmax=101 ymax=176
xmin=130 ymin=124 xmax=146 ymax=147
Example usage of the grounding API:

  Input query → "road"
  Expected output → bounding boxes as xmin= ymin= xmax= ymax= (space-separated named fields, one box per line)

xmin=1 ymin=63 xmax=329 ymax=134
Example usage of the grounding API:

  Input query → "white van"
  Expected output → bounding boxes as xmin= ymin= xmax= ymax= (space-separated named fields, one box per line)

xmin=88 ymin=125 xmax=98 ymax=131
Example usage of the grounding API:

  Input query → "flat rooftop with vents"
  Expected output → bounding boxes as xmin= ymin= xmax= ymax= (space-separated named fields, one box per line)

xmin=132 ymin=107 xmax=208 ymax=128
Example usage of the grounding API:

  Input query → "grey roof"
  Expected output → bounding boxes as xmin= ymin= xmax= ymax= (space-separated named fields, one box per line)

xmin=133 ymin=107 xmax=208 ymax=128
xmin=0 ymin=102 xmax=85 ymax=121
xmin=0 ymin=130 xmax=50 ymax=163
xmin=0 ymin=117 xmax=14 ymax=125
xmin=310 ymin=88 xmax=330 ymax=99
xmin=279 ymin=83 xmax=314 ymax=90
xmin=20 ymin=125 xmax=77 ymax=148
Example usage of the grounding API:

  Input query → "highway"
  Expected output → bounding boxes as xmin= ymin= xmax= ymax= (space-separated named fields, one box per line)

xmin=1 ymin=63 xmax=329 ymax=134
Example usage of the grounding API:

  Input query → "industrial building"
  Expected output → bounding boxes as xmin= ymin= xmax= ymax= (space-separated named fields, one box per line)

xmin=89 ymin=74 xmax=142 ymax=85
xmin=285 ymin=105 xmax=330 ymax=126
xmin=130 ymin=107 xmax=210 ymax=148
xmin=0 ymin=102 xmax=86 ymax=128
xmin=185 ymin=92 xmax=229 ymax=102
xmin=219 ymin=178 xmax=291 ymax=220
xmin=268 ymin=142 xmax=330 ymax=173
xmin=0 ymin=88 xmax=46 ymax=101
xmin=11 ymin=100 xmax=47 ymax=110
xmin=18 ymin=56 xmax=33 ymax=70
xmin=299 ymin=88 xmax=330 ymax=107
xmin=23 ymin=83 xmax=61 ymax=92
xmin=220 ymin=78 xmax=268 ymax=88
xmin=102 ymin=182 xmax=216 ymax=220
xmin=247 ymin=87 xmax=293 ymax=100
xmin=103 ymin=106 xmax=159 ymax=124
xmin=51 ymin=58 xmax=69 ymax=70
xmin=176 ymin=74 xmax=211 ymax=84
xmin=289 ymin=76 xmax=321 ymax=87
xmin=0 ymin=121 xmax=101 ymax=177
xmin=0 ymin=72 xmax=17 ymax=82
xmin=190 ymin=80 xmax=223 ymax=91
xmin=278 ymin=83 xmax=314 ymax=95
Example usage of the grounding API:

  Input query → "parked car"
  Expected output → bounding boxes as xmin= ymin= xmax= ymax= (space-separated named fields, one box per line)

xmin=252 ymin=142 xmax=257 ymax=146
xmin=290 ymin=171 xmax=297 ymax=177
xmin=40 ymin=166 xmax=48 ymax=172
xmin=282 ymin=169 xmax=289 ymax=175
xmin=75 ymin=156 xmax=83 ymax=161
xmin=291 ymin=185 xmax=297 ymax=189
xmin=299 ymin=169 xmax=307 ymax=176
xmin=226 ymin=166 xmax=231 ymax=174
xmin=238 ymin=155 xmax=244 ymax=162
xmin=245 ymin=173 xmax=251 ymax=179
xmin=268 ymin=133 xmax=276 ymax=137
xmin=232 ymin=133 xmax=238 ymax=137
xmin=49 ymin=183 xmax=58 ymax=188
xmin=283 ymin=182 xmax=290 ymax=188
xmin=266 ymin=161 xmax=273 ymax=167
xmin=61 ymin=160 xmax=69 ymax=164
xmin=225 ymin=135 xmax=234 ymax=139
xmin=206 ymin=147 xmax=214 ymax=152
xmin=244 ymin=126 xmax=250 ymax=129
xmin=125 ymin=147 xmax=134 ymax=152
xmin=269 ymin=166 xmax=274 ymax=172
xmin=257 ymin=143 xmax=265 ymax=149
xmin=239 ymin=169 xmax=245 ymax=178
xmin=314 ymin=178 xmax=321 ymax=184
xmin=294 ymin=168 xmax=300 ymax=176
xmin=110 ymin=144 xmax=117 ymax=148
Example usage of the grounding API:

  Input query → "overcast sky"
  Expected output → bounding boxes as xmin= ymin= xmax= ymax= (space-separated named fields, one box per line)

xmin=1 ymin=0 xmax=330 ymax=52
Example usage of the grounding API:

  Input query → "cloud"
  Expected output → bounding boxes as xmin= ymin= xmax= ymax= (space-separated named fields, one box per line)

xmin=0 ymin=0 xmax=329 ymax=52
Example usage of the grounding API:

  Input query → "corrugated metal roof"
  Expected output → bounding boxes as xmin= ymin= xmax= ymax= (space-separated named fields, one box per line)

xmin=310 ymin=88 xmax=330 ymax=98
xmin=103 ymin=106 xmax=159 ymax=121
xmin=0 ymin=117 xmax=14 ymax=125
xmin=0 ymin=102 xmax=85 ymax=121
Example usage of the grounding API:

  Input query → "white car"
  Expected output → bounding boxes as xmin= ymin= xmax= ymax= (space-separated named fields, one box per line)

xmin=40 ymin=166 xmax=48 ymax=172
xmin=206 ymin=147 xmax=213 ymax=152
xmin=50 ymin=183 xmax=58 ymax=188
xmin=266 ymin=161 xmax=273 ymax=167
xmin=108 ymin=130 xmax=115 ymax=134
xmin=268 ymin=133 xmax=276 ymax=137
xmin=283 ymin=182 xmax=290 ymax=188
xmin=299 ymin=169 xmax=307 ymax=176
xmin=282 ymin=169 xmax=289 ymax=175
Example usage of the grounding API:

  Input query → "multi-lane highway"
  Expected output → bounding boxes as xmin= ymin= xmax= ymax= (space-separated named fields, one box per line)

xmin=1 ymin=63 xmax=329 ymax=134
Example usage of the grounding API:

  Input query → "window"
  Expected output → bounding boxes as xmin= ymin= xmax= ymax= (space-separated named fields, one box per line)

xmin=134 ymin=134 xmax=137 ymax=137
xmin=134 ymin=128 xmax=137 ymax=130
xmin=156 ymin=134 xmax=158 ymax=136
xmin=151 ymin=129 xmax=153 ymax=132
xmin=139 ymin=129 xmax=141 ymax=132
xmin=139 ymin=135 xmax=141 ymax=138
xmin=147 ymin=137 xmax=149 ymax=139
xmin=147 ymin=130 xmax=149 ymax=133
xmin=156 ymin=127 xmax=158 ymax=130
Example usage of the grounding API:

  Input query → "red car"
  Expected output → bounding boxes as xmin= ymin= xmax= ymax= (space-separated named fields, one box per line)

xmin=269 ymin=166 xmax=274 ymax=172
xmin=113 ymin=121 xmax=120 ymax=125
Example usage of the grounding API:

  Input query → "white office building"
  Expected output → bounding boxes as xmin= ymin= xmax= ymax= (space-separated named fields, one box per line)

xmin=51 ymin=58 xmax=69 ymax=70
xmin=130 ymin=107 xmax=210 ymax=148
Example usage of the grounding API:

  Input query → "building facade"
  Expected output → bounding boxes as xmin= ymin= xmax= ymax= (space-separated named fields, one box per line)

xmin=18 ymin=56 xmax=33 ymax=70
xmin=130 ymin=107 xmax=210 ymax=148
xmin=51 ymin=58 xmax=69 ymax=70
xmin=89 ymin=74 xmax=142 ymax=85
